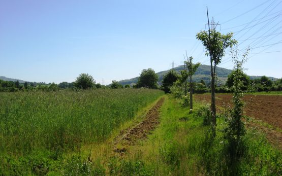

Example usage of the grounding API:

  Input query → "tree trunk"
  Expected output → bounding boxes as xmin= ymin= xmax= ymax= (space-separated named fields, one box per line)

xmin=189 ymin=75 xmax=193 ymax=110
xmin=184 ymin=81 xmax=187 ymax=96
xmin=210 ymin=60 xmax=216 ymax=126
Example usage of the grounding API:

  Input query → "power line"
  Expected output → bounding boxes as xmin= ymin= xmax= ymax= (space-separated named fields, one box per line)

xmin=214 ymin=0 xmax=245 ymax=17
xmin=239 ymin=22 xmax=282 ymax=50
xmin=245 ymin=24 xmax=282 ymax=49
xmin=250 ymin=50 xmax=281 ymax=54
xmin=250 ymin=40 xmax=282 ymax=49
xmin=221 ymin=0 xmax=274 ymax=24
xmin=238 ymin=32 xmax=282 ymax=42
xmin=221 ymin=10 xmax=282 ymax=30
xmin=235 ymin=0 xmax=281 ymax=39
xmin=231 ymin=13 xmax=282 ymax=33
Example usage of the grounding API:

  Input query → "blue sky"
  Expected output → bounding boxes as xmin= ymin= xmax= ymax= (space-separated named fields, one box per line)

xmin=0 ymin=0 xmax=281 ymax=84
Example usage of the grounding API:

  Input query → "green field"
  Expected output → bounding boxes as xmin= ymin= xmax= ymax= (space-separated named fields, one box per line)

xmin=1 ymin=90 xmax=282 ymax=175
xmin=0 ymin=89 xmax=163 ymax=175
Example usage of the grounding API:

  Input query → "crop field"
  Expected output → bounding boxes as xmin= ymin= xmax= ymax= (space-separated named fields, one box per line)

xmin=195 ymin=94 xmax=282 ymax=130
xmin=0 ymin=89 xmax=163 ymax=158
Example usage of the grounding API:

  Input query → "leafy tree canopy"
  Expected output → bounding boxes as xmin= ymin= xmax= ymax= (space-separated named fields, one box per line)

xmin=196 ymin=30 xmax=237 ymax=65
xmin=110 ymin=80 xmax=123 ymax=89
xmin=136 ymin=68 xmax=158 ymax=89
xmin=226 ymin=70 xmax=250 ymax=91
xmin=185 ymin=56 xmax=201 ymax=77
xmin=74 ymin=73 xmax=95 ymax=89
xmin=124 ymin=84 xmax=130 ymax=88
xmin=260 ymin=76 xmax=272 ymax=87
xmin=161 ymin=70 xmax=179 ymax=93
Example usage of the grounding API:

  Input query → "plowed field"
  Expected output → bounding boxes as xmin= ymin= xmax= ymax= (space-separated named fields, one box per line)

xmin=195 ymin=94 xmax=282 ymax=130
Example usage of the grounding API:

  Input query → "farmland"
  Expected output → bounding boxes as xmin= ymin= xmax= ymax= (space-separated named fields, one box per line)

xmin=1 ymin=90 xmax=282 ymax=175
xmin=0 ymin=89 xmax=163 ymax=174
xmin=195 ymin=94 xmax=282 ymax=130
xmin=195 ymin=93 xmax=282 ymax=149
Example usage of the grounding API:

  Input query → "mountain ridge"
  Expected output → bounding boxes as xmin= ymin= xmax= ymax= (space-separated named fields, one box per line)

xmin=118 ymin=65 xmax=278 ymax=86
xmin=0 ymin=76 xmax=27 ymax=83
xmin=1 ymin=65 xmax=278 ymax=85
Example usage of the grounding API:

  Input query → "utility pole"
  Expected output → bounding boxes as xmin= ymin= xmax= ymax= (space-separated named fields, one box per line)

xmin=198 ymin=8 xmax=234 ymax=130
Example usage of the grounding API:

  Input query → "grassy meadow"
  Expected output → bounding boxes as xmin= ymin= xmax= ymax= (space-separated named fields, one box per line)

xmin=0 ymin=89 xmax=163 ymax=175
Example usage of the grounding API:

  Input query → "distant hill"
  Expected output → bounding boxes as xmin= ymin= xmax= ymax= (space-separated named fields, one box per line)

xmin=119 ymin=65 xmax=277 ymax=86
xmin=119 ymin=65 xmax=232 ymax=86
xmin=0 ymin=76 xmax=27 ymax=83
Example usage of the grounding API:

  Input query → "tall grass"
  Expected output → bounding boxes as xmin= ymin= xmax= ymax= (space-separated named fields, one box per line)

xmin=0 ymin=89 xmax=163 ymax=156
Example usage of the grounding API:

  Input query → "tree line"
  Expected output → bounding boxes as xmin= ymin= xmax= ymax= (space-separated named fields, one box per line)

xmin=0 ymin=69 xmax=158 ymax=92
xmin=1 ymin=70 xmax=281 ymax=92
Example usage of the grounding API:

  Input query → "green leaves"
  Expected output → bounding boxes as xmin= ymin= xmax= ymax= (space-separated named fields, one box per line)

xmin=74 ymin=73 xmax=96 ymax=89
xmin=161 ymin=70 xmax=179 ymax=93
xmin=136 ymin=68 xmax=159 ymax=89
xmin=196 ymin=30 xmax=237 ymax=65
xmin=184 ymin=56 xmax=200 ymax=77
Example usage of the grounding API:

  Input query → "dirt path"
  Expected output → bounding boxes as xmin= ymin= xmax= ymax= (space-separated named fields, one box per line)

xmin=113 ymin=97 xmax=165 ymax=155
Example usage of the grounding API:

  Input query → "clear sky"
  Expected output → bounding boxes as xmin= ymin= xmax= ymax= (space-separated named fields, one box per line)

xmin=0 ymin=0 xmax=281 ymax=84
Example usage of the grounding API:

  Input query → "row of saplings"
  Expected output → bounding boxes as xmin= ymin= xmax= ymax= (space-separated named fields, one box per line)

xmin=167 ymin=29 xmax=252 ymax=175
xmin=161 ymin=69 xmax=282 ymax=95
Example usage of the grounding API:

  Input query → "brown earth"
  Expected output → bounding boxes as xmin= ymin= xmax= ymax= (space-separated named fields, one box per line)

xmin=113 ymin=98 xmax=165 ymax=155
xmin=195 ymin=94 xmax=282 ymax=148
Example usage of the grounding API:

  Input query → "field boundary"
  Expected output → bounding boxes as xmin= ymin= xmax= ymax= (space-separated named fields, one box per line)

xmin=85 ymin=96 xmax=166 ymax=160
xmin=113 ymin=97 xmax=165 ymax=155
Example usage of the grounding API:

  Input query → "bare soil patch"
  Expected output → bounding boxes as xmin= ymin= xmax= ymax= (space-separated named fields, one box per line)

xmin=195 ymin=94 xmax=282 ymax=129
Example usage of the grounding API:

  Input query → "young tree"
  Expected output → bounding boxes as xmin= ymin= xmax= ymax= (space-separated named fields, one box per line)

xmin=161 ymin=69 xmax=179 ymax=93
xmin=224 ymin=48 xmax=248 ymax=169
xmin=184 ymin=56 xmax=200 ymax=110
xmin=74 ymin=73 xmax=96 ymax=89
xmin=196 ymin=16 xmax=237 ymax=126
xmin=170 ymin=70 xmax=188 ymax=99
xmin=136 ymin=68 xmax=158 ymax=89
